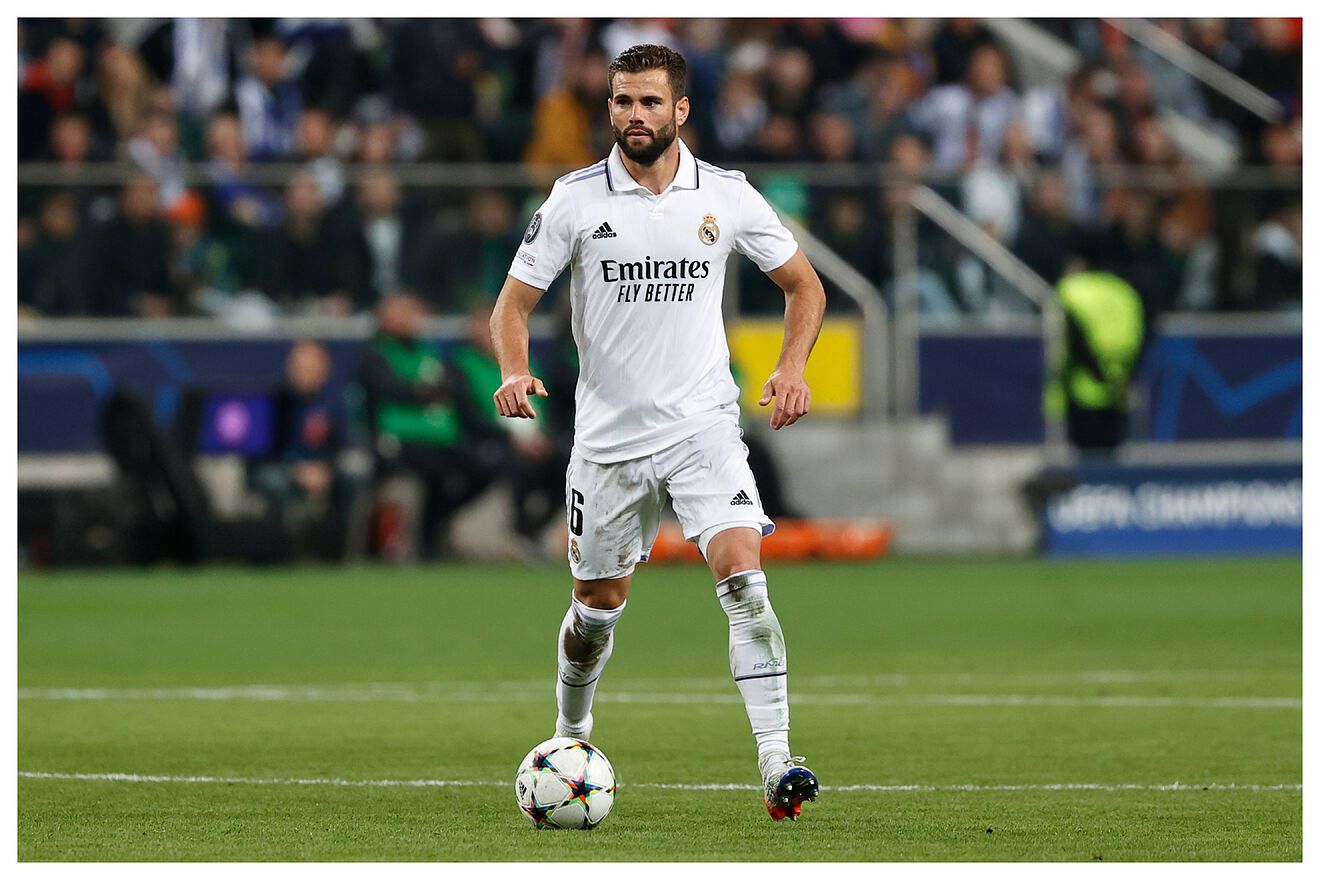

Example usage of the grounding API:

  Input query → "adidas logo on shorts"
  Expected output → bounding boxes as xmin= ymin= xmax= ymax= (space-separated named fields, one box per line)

xmin=591 ymin=221 xmax=618 ymax=239
xmin=730 ymin=490 xmax=753 ymax=506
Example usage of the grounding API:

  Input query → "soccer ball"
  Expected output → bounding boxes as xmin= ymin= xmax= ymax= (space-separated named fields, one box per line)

xmin=514 ymin=736 xmax=616 ymax=829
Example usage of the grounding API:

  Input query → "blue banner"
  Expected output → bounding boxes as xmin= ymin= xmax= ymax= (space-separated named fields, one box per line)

xmin=1042 ymin=463 xmax=1301 ymax=556
xmin=918 ymin=329 xmax=1301 ymax=445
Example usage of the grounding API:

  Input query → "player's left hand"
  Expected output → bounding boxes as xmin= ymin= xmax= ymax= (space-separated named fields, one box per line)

xmin=759 ymin=369 xmax=811 ymax=430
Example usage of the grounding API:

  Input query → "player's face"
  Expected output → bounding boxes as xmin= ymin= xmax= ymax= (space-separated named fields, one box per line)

xmin=608 ymin=69 xmax=689 ymax=166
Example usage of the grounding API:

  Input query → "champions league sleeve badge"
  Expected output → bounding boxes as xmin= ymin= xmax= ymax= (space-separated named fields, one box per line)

xmin=523 ymin=211 xmax=543 ymax=244
xmin=698 ymin=214 xmax=720 ymax=245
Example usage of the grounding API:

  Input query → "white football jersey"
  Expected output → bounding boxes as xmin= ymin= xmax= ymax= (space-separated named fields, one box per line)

xmin=508 ymin=138 xmax=799 ymax=464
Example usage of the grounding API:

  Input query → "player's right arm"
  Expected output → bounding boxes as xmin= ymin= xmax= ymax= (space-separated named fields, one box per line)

xmin=490 ymin=276 xmax=549 ymax=419
xmin=492 ymin=178 xmax=577 ymax=419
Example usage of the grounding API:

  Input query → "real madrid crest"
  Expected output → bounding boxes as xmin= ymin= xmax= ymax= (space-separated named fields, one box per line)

xmin=698 ymin=214 xmax=720 ymax=246
xmin=569 ymin=538 xmax=582 ymax=564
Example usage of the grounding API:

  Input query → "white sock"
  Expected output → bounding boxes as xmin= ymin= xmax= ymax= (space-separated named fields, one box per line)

xmin=717 ymin=569 xmax=791 ymax=773
xmin=556 ymin=595 xmax=625 ymax=737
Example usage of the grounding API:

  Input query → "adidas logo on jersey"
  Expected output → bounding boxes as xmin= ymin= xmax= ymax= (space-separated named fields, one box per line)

xmin=591 ymin=221 xmax=618 ymax=239
xmin=730 ymin=490 xmax=753 ymax=506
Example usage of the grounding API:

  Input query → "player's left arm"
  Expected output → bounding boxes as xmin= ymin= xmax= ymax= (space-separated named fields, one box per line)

xmin=760 ymin=248 xmax=826 ymax=430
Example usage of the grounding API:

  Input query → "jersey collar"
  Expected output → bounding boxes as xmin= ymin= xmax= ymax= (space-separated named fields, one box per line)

xmin=605 ymin=137 xmax=700 ymax=194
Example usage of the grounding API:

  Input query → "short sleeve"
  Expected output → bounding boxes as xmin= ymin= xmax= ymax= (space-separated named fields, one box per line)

xmin=507 ymin=181 xmax=576 ymax=290
xmin=733 ymin=180 xmax=799 ymax=273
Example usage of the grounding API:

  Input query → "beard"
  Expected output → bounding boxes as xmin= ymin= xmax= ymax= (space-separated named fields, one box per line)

xmin=612 ymin=118 xmax=678 ymax=165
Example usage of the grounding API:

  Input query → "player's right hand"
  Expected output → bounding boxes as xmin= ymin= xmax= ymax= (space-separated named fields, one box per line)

xmin=494 ymin=374 xmax=548 ymax=419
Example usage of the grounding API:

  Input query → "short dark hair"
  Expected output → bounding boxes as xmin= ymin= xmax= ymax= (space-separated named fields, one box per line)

xmin=607 ymin=44 xmax=688 ymax=102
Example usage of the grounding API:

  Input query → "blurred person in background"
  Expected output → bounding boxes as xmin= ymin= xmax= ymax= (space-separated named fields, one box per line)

xmin=251 ymin=340 xmax=357 ymax=562
xmin=18 ymin=34 xmax=86 ymax=160
xmin=524 ymin=47 xmax=612 ymax=168
xmin=1015 ymin=169 xmax=1078 ymax=285
xmin=930 ymin=18 xmax=996 ymax=85
xmin=19 ymin=112 xmax=104 ymax=223
xmin=388 ymin=20 xmax=488 ymax=162
xmin=235 ymin=32 xmax=302 ymax=161
xmin=18 ymin=191 xmax=90 ymax=317
xmin=763 ymin=46 xmax=816 ymax=125
xmin=849 ymin=57 xmax=920 ymax=163
xmin=911 ymin=42 xmax=1021 ymax=172
xmin=1051 ymin=264 xmax=1146 ymax=452
xmin=807 ymin=112 xmax=857 ymax=163
xmin=167 ymin=190 xmax=244 ymax=314
xmin=428 ymin=190 xmax=522 ymax=312
xmin=450 ymin=303 xmax=568 ymax=553
xmin=1238 ymin=18 xmax=1302 ymax=122
xmin=1062 ymin=104 xmax=1122 ymax=225
xmin=168 ymin=17 xmax=235 ymax=148
xmin=87 ymin=41 xmax=159 ymax=152
xmin=296 ymin=107 xmax=348 ymax=209
xmin=127 ymin=110 xmax=188 ymax=210
xmin=356 ymin=294 xmax=498 ymax=559
xmin=87 ymin=173 xmax=179 ymax=317
xmin=202 ymin=112 xmax=284 ymax=293
xmin=346 ymin=168 xmax=429 ymax=309
xmin=711 ymin=72 xmax=768 ymax=160
xmin=1251 ymin=199 xmax=1301 ymax=311
xmin=257 ymin=171 xmax=359 ymax=314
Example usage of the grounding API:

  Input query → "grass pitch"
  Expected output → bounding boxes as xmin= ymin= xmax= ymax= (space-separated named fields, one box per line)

xmin=18 ymin=557 xmax=1300 ymax=861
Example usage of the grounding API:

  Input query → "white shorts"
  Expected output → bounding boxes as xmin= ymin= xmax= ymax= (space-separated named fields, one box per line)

xmin=565 ymin=418 xmax=775 ymax=580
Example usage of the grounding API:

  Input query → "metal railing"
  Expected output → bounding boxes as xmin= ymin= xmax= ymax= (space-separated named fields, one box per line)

xmin=776 ymin=212 xmax=890 ymax=420
xmin=1104 ymin=18 xmax=1286 ymax=123
xmin=896 ymin=185 xmax=1069 ymax=455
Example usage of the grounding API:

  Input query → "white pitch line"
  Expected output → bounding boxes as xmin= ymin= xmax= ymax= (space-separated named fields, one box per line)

xmin=16 ymin=685 xmax=1300 ymax=711
xmin=16 ymin=771 xmax=1301 ymax=794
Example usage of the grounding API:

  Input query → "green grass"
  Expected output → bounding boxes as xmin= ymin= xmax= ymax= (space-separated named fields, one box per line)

xmin=18 ymin=558 xmax=1301 ymax=861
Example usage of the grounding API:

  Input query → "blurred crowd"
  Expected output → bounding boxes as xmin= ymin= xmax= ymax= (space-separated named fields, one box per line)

xmin=17 ymin=17 xmax=1303 ymax=320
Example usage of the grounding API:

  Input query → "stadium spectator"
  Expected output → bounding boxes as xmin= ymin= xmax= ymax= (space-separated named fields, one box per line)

xmin=910 ymin=43 xmax=1021 ymax=171
xmin=388 ymin=20 xmax=488 ymax=162
xmin=19 ymin=191 xmax=90 ymax=316
xmin=280 ymin=19 xmax=379 ymax=120
xmin=256 ymin=171 xmax=360 ymax=314
xmin=427 ymin=190 xmax=522 ymax=312
xmin=19 ymin=112 xmax=103 ymax=222
xmin=712 ymin=73 xmax=768 ymax=159
xmin=1015 ymin=170 xmax=1078 ymax=285
xmin=356 ymin=294 xmax=498 ymax=559
xmin=846 ymin=57 xmax=920 ymax=163
xmin=167 ymin=190 xmax=244 ymax=314
xmin=763 ymin=47 xmax=816 ymax=124
xmin=1238 ymin=18 xmax=1302 ymax=120
xmin=86 ymin=174 xmax=178 ymax=317
xmin=1250 ymin=200 xmax=1301 ymax=311
xmin=524 ymin=48 xmax=611 ymax=168
xmin=250 ymin=339 xmax=359 ymax=561
xmin=449 ymin=303 xmax=567 ymax=551
xmin=295 ymin=108 xmax=347 ymax=208
xmin=346 ymin=168 xmax=429 ymax=309
xmin=807 ymin=112 xmax=857 ymax=163
xmin=235 ymin=34 xmax=303 ymax=161
xmin=87 ymin=42 xmax=161 ymax=153
xmin=1061 ymin=104 xmax=1122 ymax=225
xmin=168 ymin=18 xmax=234 ymax=126
xmin=930 ymin=19 xmax=996 ymax=85
xmin=127 ymin=111 xmax=188 ymax=210
xmin=18 ymin=35 xmax=86 ymax=160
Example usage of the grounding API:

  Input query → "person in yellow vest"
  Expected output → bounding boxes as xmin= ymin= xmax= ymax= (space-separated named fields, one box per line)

xmin=1048 ymin=268 xmax=1146 ymax=451
xmin=356 ymin=293 xmax=497 ymax=558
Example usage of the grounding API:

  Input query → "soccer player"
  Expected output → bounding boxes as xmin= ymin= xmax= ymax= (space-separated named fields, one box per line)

xmin=490 ymin=45 xmax=825 ymax=821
